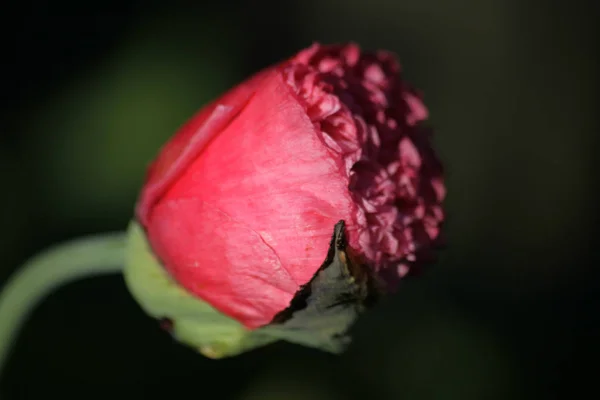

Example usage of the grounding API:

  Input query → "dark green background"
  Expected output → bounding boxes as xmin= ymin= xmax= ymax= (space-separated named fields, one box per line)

xmin=0 ymin=1 xmax=597 ymax=399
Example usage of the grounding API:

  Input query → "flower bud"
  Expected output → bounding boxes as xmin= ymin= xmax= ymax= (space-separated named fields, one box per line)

xmin=124 ymin=43 xmax=445 ymax=357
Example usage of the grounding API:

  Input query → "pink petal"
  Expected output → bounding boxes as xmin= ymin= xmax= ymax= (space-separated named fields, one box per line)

xmin=137 ymin=67 xmax=274 ymax=226
xmin=147 ymin=71 xmax=357 ymax=327
xmin=149 ymin=198 xmax=298 ymax=328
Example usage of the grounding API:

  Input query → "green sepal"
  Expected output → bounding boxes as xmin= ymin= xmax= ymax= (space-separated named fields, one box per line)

xmin=124 ymin=222 xmax=268 ymax=358
xmin=123 ymin=220 xmax=379 ymax=358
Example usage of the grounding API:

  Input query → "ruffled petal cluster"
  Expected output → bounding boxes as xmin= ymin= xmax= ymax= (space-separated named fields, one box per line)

xmin=284 ymin=44 xmax=445 ymax=280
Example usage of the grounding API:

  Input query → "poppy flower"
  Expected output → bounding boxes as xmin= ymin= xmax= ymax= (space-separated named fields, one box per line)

xmin=124 ymin=43 xmax=445 ymax=357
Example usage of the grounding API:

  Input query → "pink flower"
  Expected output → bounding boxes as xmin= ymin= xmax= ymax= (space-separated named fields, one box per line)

xmin=136 ymin=43 xmax=445 ymax=329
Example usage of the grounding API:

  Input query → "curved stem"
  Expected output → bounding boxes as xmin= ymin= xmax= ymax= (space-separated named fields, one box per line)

xmin=0 ymin=232 xmax=127 ymax=376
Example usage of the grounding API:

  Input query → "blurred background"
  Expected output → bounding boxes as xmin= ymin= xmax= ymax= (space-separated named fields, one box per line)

xmin=0 ymin=0 xmax=597 ymax=398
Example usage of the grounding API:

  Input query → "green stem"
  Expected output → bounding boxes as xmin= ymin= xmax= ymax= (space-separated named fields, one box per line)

xmin=0 ymin=232 xmax=127 ymax=376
